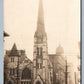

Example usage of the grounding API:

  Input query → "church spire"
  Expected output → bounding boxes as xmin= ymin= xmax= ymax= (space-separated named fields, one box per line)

xmin=37 ymin=0 xmax=44 ymax=25
xmin=35 ymin=0 xmax=45 ymax=36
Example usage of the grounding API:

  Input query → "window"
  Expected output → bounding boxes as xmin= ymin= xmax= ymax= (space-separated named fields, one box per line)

xmin=10 ymin=68 xmax=15 ymax=75
xmin=11 ymin=57 xmax=14 ymax=62
xmin=40 ymin=47 xmax=43 ymax=56
xmin=37 ymin=47 xmax=43 ymax=56
xmin=21 ymin=67 xmax=31 ymax=79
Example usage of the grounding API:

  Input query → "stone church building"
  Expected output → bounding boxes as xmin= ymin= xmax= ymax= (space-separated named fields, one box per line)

xmin=4 ymin=0 xmax=66 ymax=84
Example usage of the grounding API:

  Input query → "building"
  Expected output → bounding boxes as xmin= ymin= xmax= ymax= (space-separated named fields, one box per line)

xmin=49 ymin=45 xmax=66 ymax=84
xmin=4 ymin=0 xmax=67 ymax=84
xmin=4 ymin=43 xmax=33 ymax=84
xmin=67 ymin=63 xmax=75 ymax=84
xmin=4 ymin=31 xmax=9 ymax=84
xmin=33 ymin=0 xmax=53 ymax=84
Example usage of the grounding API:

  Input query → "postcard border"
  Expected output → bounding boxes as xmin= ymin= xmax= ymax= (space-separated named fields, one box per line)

xmin=82 ymin=0 xmax=84 ymax=84
xmin=0 ymin=0 xmax=83 ymax=84
xmin=0 ymin=0 xmax=3 ymax=84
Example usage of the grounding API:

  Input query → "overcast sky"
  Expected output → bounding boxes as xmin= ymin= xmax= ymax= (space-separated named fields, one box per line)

xmin=4 ymin=0 xmax=80 ymax=71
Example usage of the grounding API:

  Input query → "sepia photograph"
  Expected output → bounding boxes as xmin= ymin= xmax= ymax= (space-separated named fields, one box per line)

xmin=4 ymin=0 xmax=80 ymax=84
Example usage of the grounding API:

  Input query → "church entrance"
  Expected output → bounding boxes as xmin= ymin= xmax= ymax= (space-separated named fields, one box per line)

xmin=36 ymin=81 xmax=41 ymax=84
xmin=34 ymin=76 xmax=43 ymax=84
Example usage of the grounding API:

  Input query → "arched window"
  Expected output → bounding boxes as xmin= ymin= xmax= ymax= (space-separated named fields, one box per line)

xmin=21 ymin=67 xmax=31 ymax=79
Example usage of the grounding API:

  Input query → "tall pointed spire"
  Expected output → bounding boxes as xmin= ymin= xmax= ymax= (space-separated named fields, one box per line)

xmin=36 ymin=0 xmax=45 ymax=36
xmin=37 ymin=0 xmax=44 ymax=25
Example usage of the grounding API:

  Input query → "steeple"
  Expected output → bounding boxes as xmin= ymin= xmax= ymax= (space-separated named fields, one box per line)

xmin=35 ymin=0 xmax=46 ymax=37
xmin=37 ymin=0 xmax=44 ymax=25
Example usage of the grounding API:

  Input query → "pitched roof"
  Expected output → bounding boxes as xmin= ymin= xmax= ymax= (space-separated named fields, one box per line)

xmin=9 ymin=43 xmax=19 ymax=56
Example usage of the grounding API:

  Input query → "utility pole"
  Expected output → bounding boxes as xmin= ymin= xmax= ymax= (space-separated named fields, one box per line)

xmin=17 ymin=52 xmax=20 ymax=84
xmin=65 ymin=57 xmax=68 ymax=84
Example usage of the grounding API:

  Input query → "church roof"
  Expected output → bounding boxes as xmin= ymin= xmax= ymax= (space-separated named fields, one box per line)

xmin=35 ymin=0 xmax=46 ymax=37
xmin=9 ymin=43 xmax=19 ymax=56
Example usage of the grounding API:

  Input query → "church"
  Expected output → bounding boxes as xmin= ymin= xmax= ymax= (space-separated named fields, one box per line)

xmin=4 ymin=0 xmax=66 ymax=84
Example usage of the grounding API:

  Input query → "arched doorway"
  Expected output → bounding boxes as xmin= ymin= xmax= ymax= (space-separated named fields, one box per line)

xmin=34 ymin=78 xmax=43 ymax=84
xmin=36 ymin=81 xmax=41 ymax=84
xmin=8 ymin=81 xmax=12 ymax=84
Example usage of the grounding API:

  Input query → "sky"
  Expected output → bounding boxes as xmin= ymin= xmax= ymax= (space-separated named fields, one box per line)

xmin=4 ymin=0 xmax=80 ymax=71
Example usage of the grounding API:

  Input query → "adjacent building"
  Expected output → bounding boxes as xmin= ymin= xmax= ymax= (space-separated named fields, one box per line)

xmin=67 ymin=63 xmax=75 ymax=84
xmin=49 ymin=45 xmax=66 ymax=84
xmin=4 ymin=43 xmax=33 ymax=84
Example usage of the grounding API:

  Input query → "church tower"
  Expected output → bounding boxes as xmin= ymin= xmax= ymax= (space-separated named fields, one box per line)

xmin=33 ymin=0 xmax=53 ymax=84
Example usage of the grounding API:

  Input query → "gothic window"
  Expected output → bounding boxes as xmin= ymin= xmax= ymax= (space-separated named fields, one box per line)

xmin=21 ymin=67 xmax=31 ymax=79
xmin=10 ymin=68 xmax=15 ymax=75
